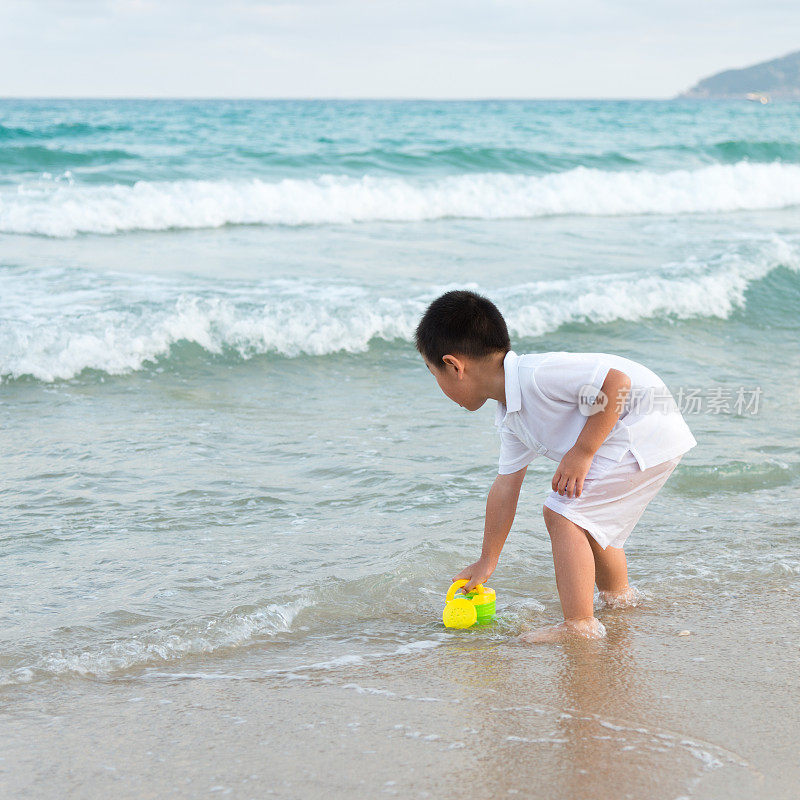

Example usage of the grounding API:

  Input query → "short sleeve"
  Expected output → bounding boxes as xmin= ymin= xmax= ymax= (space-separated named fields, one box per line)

xmin=498 ymin=427 xmax=537 ymax=475
xmin=533 ymin=354 xmax=612 ymax=410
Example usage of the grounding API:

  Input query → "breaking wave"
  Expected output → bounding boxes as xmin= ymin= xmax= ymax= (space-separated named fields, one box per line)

xmin=1 ymin=238 xmax=797 ymax=383
xmin=3 ymin=161 xmax=800 ymax=236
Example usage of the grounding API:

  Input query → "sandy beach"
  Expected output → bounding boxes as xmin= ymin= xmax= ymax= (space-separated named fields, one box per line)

xmin=5 ymin=562 xmax=799 ymax=798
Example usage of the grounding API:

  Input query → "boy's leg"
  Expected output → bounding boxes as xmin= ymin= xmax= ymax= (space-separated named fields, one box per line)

xmin=544 ymin=505 xmax=596 ymax=620
xmin=587 ymin=537 xmax=638 ymax=606
xmin=518 ymin=505 xmax=603 ymax=642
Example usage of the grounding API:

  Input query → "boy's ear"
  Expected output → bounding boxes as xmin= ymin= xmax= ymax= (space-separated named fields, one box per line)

xmin=441 ymin=354 xmax=465 ymax=377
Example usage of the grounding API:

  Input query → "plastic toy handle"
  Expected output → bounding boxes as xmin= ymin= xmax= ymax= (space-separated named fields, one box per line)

xmin=446 ymin=579 xmax=486 ymax=602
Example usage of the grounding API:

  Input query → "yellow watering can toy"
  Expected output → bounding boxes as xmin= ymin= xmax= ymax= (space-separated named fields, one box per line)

xmin=442 ymin=580 xmax=496 ymax=628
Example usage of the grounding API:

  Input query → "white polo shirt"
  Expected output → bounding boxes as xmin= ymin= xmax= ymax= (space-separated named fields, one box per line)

xmin=496 ymin=350 xmax=697 ymax=475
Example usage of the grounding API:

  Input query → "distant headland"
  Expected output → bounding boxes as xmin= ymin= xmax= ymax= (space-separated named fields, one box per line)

xmin=679 ymin=50 xmax=800 ymax=101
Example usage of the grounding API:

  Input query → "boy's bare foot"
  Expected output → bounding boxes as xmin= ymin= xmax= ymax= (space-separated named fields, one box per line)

xmin=517 ymin=616 xmax=606 ymax=644
xmin=597 ymin=586 xmax=640 ymax=609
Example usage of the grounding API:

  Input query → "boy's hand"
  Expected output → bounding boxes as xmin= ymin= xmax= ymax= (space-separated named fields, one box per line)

xmin=453 ymin=557 xmax=497 ymax=593
xmin=552 ymin=446 xmax=594 ymax=498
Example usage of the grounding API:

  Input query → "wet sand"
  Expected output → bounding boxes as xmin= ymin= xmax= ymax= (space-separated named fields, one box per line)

xmin=4 ymin=581 xmax=797 ymax=800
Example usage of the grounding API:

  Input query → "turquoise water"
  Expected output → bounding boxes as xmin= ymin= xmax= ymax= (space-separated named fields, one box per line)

xmin=1 ymin=100 xmax=799 ymax=690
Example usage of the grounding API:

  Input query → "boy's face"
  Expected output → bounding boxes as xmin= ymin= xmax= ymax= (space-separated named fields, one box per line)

xmin=424 ymin=355 xmax=487 ymax=412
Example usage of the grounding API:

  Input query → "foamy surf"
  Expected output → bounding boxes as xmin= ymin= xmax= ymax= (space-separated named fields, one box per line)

xmin=3 ymin=609 xmax=447 ymax=688
xmin=1 ymin=237 xmax=796 ymax=382
xmin=3 ymin=161 xmax=800 ymax=236
xmin=0 ymin=597 xmax=312 ymax=686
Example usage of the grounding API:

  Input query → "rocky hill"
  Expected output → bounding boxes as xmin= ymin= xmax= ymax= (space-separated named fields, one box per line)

xmin=679 ymin=50 xmax=800 ymax=99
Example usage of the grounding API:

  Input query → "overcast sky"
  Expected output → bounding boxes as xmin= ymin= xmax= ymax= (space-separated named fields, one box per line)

xmin=1 ymin=0 xmax=799 ymax=98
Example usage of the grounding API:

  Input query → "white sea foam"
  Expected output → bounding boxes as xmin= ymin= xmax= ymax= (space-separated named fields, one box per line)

xmin=5 ymin=631 xmax=446 ymax=686
xmin=1 ymin=237 xmax=796 ymax=383
xmin=0 ymin=288 xmax=420 ymax=381
xmin=499 ymin=238 xmax=798 ymax=335
xmin=3 ymin=161 xmax=800 ymax=236
xmin=296 ymin=638 xmax=445 ymax=673
xmin=15 ymin=598 xmax=310 ymax=683
xmin=1 ymin=560 xmax=446 ymax=685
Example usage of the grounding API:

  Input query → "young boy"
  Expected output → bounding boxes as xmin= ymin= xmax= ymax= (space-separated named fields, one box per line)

xmin=415 ymin=290 xmax=697 ymax=642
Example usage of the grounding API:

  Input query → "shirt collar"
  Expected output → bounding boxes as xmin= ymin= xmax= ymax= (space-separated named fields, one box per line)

xmin=495 ymin=350 xmax=520 ymax=425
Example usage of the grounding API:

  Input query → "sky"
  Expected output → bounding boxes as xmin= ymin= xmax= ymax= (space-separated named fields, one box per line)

xmin=1 ymin=0 xmax=799 ymax=98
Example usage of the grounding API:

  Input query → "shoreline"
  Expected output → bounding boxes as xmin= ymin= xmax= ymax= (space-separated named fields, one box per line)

xmin=3 ymin=583 xmax=797 ymax=799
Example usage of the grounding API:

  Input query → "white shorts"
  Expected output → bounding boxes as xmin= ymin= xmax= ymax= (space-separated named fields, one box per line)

xmin=543 ymin=451 xmax=684 ymax=550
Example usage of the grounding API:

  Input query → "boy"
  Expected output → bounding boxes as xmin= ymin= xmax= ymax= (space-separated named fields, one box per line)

xmin=415 ymin=290 xmax=697 ymax=642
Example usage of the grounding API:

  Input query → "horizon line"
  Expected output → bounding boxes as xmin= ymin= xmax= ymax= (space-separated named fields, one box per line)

xmin=0 ymin=94 xmax=715 ymax=102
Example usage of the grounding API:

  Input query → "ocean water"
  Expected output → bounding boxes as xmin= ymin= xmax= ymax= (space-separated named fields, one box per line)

xmin=2 ymin=99 xmax=800 ymax=798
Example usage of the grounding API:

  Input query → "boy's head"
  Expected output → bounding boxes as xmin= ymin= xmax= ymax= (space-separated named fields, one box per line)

xmin=415 ymin=290 xmax=510 ymax=411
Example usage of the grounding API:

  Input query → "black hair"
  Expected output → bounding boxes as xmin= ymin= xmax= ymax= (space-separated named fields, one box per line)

xmin=415 ymin=290 xmax=510 ymax=368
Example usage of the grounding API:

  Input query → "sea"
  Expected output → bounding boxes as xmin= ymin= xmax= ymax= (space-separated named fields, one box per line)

xmin=2 ymin=99 xmax=799 ymax=799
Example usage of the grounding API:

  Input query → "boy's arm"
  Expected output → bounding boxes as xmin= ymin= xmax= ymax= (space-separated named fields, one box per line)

xmin=552 ymin=368 xmax=631 ymax=498
xmin=453 ymin=467 xmax=527 ymax=593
